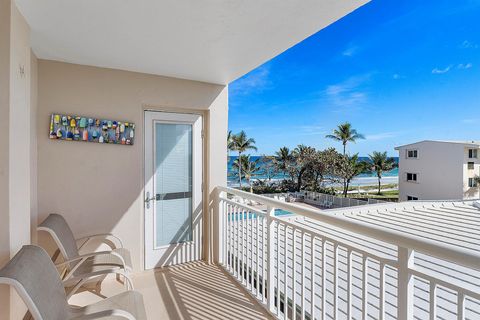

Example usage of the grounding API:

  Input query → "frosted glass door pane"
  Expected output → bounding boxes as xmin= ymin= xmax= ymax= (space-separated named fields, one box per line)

xmin=154 ymin=123 xmax=192 ymax=247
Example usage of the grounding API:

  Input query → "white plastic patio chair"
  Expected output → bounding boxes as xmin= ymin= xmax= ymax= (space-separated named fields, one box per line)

xmin=0 ymin=245 xmax=147 ymax=320
xmin=38 ymin=214 xmax=133 ymax=297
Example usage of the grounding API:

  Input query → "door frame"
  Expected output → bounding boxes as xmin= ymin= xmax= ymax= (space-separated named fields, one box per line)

xmin=143 ymin=110 xmax=204 ymax=269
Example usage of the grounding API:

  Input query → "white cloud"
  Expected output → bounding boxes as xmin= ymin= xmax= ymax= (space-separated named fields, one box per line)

xmin=342 ymin=46 xmax=359 ymax=57
xmin=325 ymin=74 xmax=370 ymax=107
xmin=457 ymin=63 xmax=473 ymax=69
xmin=432 ymin=65 xmax=452 ymax=74
xmin=393 ymin=73 xmax=405 ymax=80
xmin=365 ymin=132 xmax=400 ymax=141
xmin=460 ymin=40 xmax=478 ymax=49
xmin=231 ymin=65 xmax=271 ymax=95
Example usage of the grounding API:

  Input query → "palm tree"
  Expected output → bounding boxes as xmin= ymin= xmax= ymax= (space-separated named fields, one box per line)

xmin=232 ymin=155 xmax=261 ymax=193
xmin=326 ymin=122 xmax=365 ymax=155
xmin=232 ymin=131 xmax=257 ymax=188
xmin=368 ymin=151 xmax=397 ymax=194
xmin=227 ymin=130 xmax=235 ymax=161
xmin=273 ymin=147 xmax=292 ymax=179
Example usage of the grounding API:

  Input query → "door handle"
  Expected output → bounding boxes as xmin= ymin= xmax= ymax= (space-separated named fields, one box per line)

xmin=145 ymin=192 xmax=157 ymax=209
xmin=145 ymin=191 xmax=191 ymax=209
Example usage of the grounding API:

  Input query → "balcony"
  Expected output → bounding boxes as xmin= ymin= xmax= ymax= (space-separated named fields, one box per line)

xmin=3 ymin=1 xmax=479 ymax=319
xmin=69 ymin=261 xmax=273 ymax=320
xmin=64 ymin=187 xmax=480 ymax=320
xmin=214 ymin=187 xmax=480 ymax=320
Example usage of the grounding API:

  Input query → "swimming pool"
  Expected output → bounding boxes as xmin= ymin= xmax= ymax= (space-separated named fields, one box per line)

xmin=274 ymin=208 xmax=294 ymax=216
xmin=228 ymin=208 xmax=294 ymax=220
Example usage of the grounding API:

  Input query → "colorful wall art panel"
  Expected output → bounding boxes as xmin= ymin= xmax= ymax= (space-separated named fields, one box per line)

xmin=49 ymin=114 xmax=135 ymax=145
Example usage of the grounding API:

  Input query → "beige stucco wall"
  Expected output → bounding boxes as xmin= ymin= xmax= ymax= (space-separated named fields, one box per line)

xmin=37 ymin=60 xmax=228 ymax=271
xmin=0 ymin=2 xmax=36 ymax=319
xmin=30 ymin=50 xmax=38 ymax=244
xmin=0 ymin=1 xmax=12 ymax=318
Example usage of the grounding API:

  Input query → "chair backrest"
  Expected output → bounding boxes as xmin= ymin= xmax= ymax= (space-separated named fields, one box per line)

xmin=0 ymin=245 xmax=70 ymax=320
xmin=37 ymin=214 xmax=80 ymax=262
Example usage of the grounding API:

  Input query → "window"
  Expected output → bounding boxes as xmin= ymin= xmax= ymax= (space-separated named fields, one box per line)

xmin=406 ymin=173 xmax=417 ymax=182
xmin=468 ymin=162 xmax=475 ymax=170
xmin=468 ymin=178 xmax=478 ymax=188
xmin=407 ymin=196 xmax=419 ymax=201
xmin=406 ymin=149 xmax=418 ymax=159
xmin=468 ymin=149 xmax=478 ymax=159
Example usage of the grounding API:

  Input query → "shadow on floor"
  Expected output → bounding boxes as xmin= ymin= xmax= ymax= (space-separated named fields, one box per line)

xmin=147 ymin=261 xmax=273 ymax=320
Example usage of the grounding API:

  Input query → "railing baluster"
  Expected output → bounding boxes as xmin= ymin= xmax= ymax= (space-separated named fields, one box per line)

xmin=227 ymin=204 xmax=231 ymax=272
xmin=284 ymin=224 xmax=288 ymax=320
xmin=379 ymin=262 xmax=385 ymax=320
xmin=247 ymin=209 xmax=251 ymax=290
xmin=223 ymin=200 xmax=227 ymax=266
xmin=397 ymin=247 xmax=414 ymax=320
xmin=242 ymin=209 xmax=248 ymax=286
xmin=301 ymin=231 xmax=305 ymax=320
xmin=347 ymin=249 xmax=352 ymax=320
xmin=429 ymin=282 xmax=436 ymax=320
xmin=256 ymin=212 xmax=260 ymax=298
xmin=457 ymin=292 xmax=465 ymax=320
xmin=276 ymin=221 xmax=281 ymax=316
xmin=322 ymin=238 xmax=326 ymax=320
xmin=240 ymin=207 xmax=244 ymax=284
xmin=250 ymin=211 xmax=253 ymax=291
xmin=333 ymin=243 xmax=338 ymax=319
xmin=236 ymin=206 xmax=240 ymax=279
xmin=311 ymin=235 xmax=315 ymax=320
xmin=263 ymin=215 xmax=268 ymax=304
xmin=266 ymin=206 xmax=276 ymax=314
xmin=231 ymin=205 xmax=234 ymax=273
xmin=362 ymin=256 xmax=368 ymax=320
xmin=292 ymin=228 xmax=297 ymax=320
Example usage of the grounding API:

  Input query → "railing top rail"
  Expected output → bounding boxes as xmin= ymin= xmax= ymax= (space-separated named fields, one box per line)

xmin=217 ymin=186 xmax=480 ymax=271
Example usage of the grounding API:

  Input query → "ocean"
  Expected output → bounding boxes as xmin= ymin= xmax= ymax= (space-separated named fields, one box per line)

xmin=227 ymin=156 xmax=399 ymax=187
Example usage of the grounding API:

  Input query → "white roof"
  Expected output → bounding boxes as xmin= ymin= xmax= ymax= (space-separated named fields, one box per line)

xmin=395 ymin=140 xmax=480 ymax=150
xmin=290 ymin=200 xmax=480 ymax=319
xmin=16 ymin=0 xmax=368 ymax=84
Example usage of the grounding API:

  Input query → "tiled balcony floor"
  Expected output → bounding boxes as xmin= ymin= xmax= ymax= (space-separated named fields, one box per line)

xmin=69 ymin=261 xmax=273 ymax=320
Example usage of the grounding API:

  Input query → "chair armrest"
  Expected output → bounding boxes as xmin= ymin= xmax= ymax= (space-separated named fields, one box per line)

xmin=70 ymin=309 xmax=136 ymax=320
xmin=76 ymin=233 xmax=124 ymax=251
xmin=55 ymin=251 xmax=114 ymax=267
xmin=65 ymin=269 xmax=134 ymax=298
xmin=56 ymin=251 xmax=128 ymax=281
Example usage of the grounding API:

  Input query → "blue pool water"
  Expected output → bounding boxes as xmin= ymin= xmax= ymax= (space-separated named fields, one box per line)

xmin=274 ymin=208 xmax=294 ymax=216
xmin=229 ymin=208 xmax=294 ymax=221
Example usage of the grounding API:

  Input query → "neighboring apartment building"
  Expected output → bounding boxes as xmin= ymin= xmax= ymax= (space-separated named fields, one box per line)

xmin=395 ymin=140 xmax=480 ymax=201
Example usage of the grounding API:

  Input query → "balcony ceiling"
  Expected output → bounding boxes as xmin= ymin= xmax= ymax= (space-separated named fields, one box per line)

xmin=16 ymin=0 xmax=368 ymax=84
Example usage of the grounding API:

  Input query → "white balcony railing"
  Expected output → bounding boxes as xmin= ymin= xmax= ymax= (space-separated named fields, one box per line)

xmin=216 ymin=186 xmax=480 ymax=320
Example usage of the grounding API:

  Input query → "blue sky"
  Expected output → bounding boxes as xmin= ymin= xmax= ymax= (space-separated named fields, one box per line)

xmin=228 ymin=0 xmax=480 ymax=156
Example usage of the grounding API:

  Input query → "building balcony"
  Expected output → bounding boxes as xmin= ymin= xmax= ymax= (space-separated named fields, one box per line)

xmin=63 ymin=187 xmax=480 ymax=320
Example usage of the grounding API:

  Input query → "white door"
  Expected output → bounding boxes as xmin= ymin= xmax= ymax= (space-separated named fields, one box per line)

xmin=144 ymin=111 xmax=203 ymax=269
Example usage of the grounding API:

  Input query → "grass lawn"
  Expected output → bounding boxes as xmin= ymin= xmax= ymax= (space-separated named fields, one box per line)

xmin=334 ymin=183 xmax=398 ymax=192
xmin=349 ymin=189 xmax=399 ymax=201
